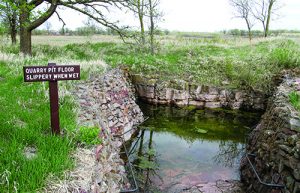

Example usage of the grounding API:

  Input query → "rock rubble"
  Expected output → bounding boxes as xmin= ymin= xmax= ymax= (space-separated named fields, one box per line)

xmin=44 ymin=68 xmax=144 ymax=193
xmin=241 ymin=72 xmax=300 ymax=193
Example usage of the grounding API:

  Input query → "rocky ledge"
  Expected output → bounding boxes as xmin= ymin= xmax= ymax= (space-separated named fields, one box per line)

xmin=131 ymin=74 xmax=266 ymax=111
xmin=241 ymin=71 xmax=300 ymax=193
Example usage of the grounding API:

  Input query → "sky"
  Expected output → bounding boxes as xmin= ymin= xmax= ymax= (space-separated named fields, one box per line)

xmin=41 ymin=0 xmax=300 ymax=32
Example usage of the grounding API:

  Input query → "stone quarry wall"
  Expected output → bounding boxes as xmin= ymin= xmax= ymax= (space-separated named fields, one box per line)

xmin=52 ymin=68 xmax=144 ymax=193
xmin=77 ymin=68 xmax=144 ymax=140
xmin=240 ymin=73 xmax=300 ymax=193
xmin=98 ymin=69 xmax=144 ymax=140
xmin=131 ymin=74 xmax=266 ymax=111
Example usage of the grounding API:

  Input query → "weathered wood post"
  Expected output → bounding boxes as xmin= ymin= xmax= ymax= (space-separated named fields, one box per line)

xmin=23 ymin=63 xmax=80 ymax=135
xmin=48 ymin=63 xmax=60 ymax=134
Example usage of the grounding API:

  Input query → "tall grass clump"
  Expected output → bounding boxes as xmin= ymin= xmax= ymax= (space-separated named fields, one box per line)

xmin=269 ymin=40 xmax=300 ymax=68
xmin=289 ymin=91 xmax=300 ymax=111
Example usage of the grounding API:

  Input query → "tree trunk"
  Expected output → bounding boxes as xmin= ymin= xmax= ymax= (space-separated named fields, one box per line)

xmin=261 ymin=21 xmax=266 ymax=38
xmin=137 ymin=0 xmax=145 ymax=45
xmin=265 ymin=1 xmax=274 ymax=38
xmin=20 ymin=28 xmax=32 ymax=55
xmin=10 ymin=11 xmax=17 ymax=44
xmin=246 ymin=20 xmax=252 ymax=41
xmin=149 ymin=0 xmax=155 ymax=54
xmin=20 ymin=10 xmax=32 ymax=55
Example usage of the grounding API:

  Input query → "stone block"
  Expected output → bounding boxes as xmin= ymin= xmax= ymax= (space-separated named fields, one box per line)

xmin=230 ymin=102 xmax=243 ymax=109
xmin=189 ymin=85 xmax=201 ymax=98
xmin=136 ymin=85 xmax=155 ymax=98
xmin=290 ymin=118 xmax=300 ymax=132
xmin=157 ymin=100 xmax=169 ymax=105
xmin=219 ymin=89 xmax=229 ymax=98
xmin=293 ymin=169 xmax=300 ymax=181
xmin=189 ymin=100 xmax=205 ymax=108
xmin=166 ymin=88 xmax=174 ymax=100
xmin=205 ymin=102 xmax=221 ymax=109
xmin=208 ymin=87 xmax=219 ymax=95
xmin=293 ymin=181 xmax=300 ymax=193
xmin=156 ymin=88 xmax=167 ymax=100
xmin=235 ymin=91 xmax=245 ymax=101
xmin=175 ymin=99 xmax=188 ymax=106
xmin=204 ymin=94 xmax=219 ymax=102
xmin=173 ymin=90 xmax=189 ymax=100
xmin=195 ymin=93 xmax=206 ymax=101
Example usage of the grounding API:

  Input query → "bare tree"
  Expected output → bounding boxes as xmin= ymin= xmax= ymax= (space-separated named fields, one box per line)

xmin=229 ymin=0 xmax=255 ymax=41
xmin=127 ymin=0 xmax=161 ymax=53
xmin=252 ymin=0 xmax=281 ymax=37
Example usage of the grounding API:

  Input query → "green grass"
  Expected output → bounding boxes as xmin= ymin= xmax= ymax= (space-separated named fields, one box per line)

xmin=1 ymin=36 xmax=296 ymax=93
xmin=0 ymin=42 xmax=106 ymax=191
xmin=289 ymin=91 xmax=300 ymax=111
xmin=50 ymin=38 xmax=300 ymax=93
xmin=76 ymin=126 xmax=102 ymax=145
xmin=0 ymin=37 xmax=300 ymax=93
xmin=1 ymin=36 xmax=300 ymax=94
xmin=0 ymin=61 xmax=78 ymax=192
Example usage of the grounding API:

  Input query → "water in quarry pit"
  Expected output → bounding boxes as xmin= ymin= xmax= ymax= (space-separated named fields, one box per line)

xmin=125 ymin=102 xmax=261 ymax=193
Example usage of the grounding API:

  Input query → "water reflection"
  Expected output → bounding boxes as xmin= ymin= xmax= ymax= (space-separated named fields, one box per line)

xmin=127 ymin=103 xmax=261 ymax=192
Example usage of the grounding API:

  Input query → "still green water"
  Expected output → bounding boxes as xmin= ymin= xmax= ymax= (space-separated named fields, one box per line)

xmin=129 ymin=103 xmax=261 ymax=192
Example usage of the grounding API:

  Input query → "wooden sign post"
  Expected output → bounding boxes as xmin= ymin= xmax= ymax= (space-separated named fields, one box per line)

xmin=23 ymin=63 xmax=80 ymax=135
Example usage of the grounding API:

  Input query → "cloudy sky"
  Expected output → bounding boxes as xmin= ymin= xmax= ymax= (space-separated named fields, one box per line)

xmin=42 ymin=0 xmax=300 ymax=32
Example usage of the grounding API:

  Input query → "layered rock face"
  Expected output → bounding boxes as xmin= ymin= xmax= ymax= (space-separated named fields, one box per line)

xmin=240 ymin=73 xmax=300 ymax=193
xmin=77 ymin=69 xmax=144 ymax=140
xmin=131 ymin=74 xmax=266 ymax=111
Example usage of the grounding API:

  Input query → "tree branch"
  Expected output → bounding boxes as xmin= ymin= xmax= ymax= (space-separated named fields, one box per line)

xmin=55 ymin=10 xmax=66 ymax=30
xmin=27 ymin=0 xmax=58 ymax=31
xmin=29 ymin=0 xmax=44 ymax=7
xmin=62 ymin=3 xmax=132 ymax=42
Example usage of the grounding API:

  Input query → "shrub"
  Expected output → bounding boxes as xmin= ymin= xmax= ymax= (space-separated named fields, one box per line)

xmin=269 ymin=40 xmax=300 ymax=68
xmin=76 ymin=127 xmax=102 ymax=145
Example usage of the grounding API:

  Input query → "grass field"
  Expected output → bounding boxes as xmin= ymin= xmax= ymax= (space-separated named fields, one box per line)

xmin=0 ymin=60 xmax=77 ymax=192
xmin=0 ymin=33 xmax=300 ymax=192
xmin=6 ymin=34 xmax=299 ymax=92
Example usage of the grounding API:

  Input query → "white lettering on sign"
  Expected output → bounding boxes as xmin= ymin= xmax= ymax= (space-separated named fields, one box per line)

xmin=57 ymin=67 xmax=75 ymax=73
xmin=26 ymin=74 xmax=52 ymax=81
xmin=23 ymin=65 xmax=80 ymax=82
xmin=53 ymin=73 xmax=79 ymax=80
xmin=25 ymin=67 xmax=48 ymax=74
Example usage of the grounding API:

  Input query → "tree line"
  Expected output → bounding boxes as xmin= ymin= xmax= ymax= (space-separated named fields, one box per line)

xmin=229 ymin=0 xmax=282 ymax=40
xmin=0 ymin=0 xmax=161 ymax=55
xmin=0 ymin=0 xmax=286 ymax=55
